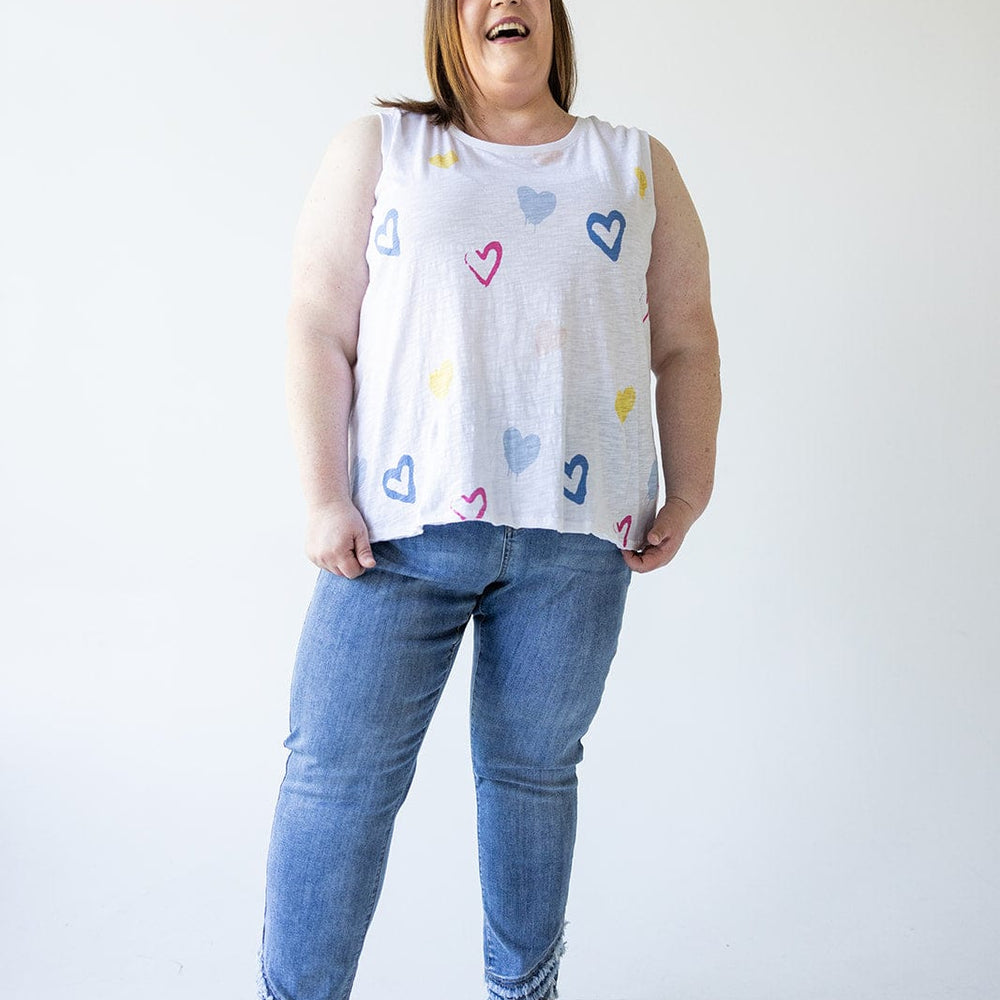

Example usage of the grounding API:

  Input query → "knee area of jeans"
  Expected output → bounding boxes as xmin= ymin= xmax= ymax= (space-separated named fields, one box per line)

xmin=485 ymin=920 xmax=567 ymax=1000
xmin=283 ymin=723 xmax=403 ymax=774
xmin=472 ymin=734 xmax=586 ymax=779
xmin=472 ymin=758 xmax=581 ymax=793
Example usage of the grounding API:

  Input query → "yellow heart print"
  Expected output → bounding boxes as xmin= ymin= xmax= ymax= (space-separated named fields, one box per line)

xmin=615 ymin=386 xmax=636 ymax=423
xmin=429 ymin=360 xmax=454 ymax=398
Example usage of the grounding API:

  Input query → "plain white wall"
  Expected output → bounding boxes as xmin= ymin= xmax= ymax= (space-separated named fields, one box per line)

xmin=2 ymin=1 xmax=998 ymax=998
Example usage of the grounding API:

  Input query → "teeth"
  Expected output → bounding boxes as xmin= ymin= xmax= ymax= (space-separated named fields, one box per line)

xmin=487 ymin=21 xmax=527 ymax=40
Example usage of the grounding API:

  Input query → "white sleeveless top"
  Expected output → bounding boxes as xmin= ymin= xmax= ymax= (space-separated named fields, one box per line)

xmin=348 ymin=107 xmax=659 ymax=551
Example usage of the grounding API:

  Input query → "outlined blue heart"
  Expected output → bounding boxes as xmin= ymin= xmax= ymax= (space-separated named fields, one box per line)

xmin=375 ymin=208 xmax=400 ymax=256
xmin=382 ymin=454 xmax=415 ymax=502
xmin=563 ymin=453 xmax=589 ymax=505
xmin=503 ymin=427 xmax=540 ymax=475
xmin=518 ymin=186 xmax=557 ymax=226
xmin=586 ymin=210 xmax=626 ymax=261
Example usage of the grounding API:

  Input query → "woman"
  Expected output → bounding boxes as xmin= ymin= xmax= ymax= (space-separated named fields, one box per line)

xmin=257 ymin=1 xmax=721 ymax=998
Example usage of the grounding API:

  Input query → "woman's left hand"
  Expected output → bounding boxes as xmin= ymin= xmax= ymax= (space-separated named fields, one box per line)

xmin=620 ymin=496 xmax=698 ymax=573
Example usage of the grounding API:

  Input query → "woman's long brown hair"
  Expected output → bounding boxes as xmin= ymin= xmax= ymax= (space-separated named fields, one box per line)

xmin=374 ymin=0 xmax=577 ymax=129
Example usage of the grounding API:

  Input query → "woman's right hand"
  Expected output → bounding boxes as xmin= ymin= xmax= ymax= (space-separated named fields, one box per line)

xmin=304 ymin=499 xmax=377 ymax=579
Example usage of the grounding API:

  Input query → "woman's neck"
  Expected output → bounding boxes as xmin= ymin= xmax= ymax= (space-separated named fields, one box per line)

xmin=459 ymin=95 xmax=575 ymax=146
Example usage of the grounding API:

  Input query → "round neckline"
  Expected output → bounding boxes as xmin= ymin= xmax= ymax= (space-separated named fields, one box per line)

xmin=448 ymin=115 xmax=586 ymax=153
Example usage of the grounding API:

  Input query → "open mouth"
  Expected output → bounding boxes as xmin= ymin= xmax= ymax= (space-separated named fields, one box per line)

xmin=486 ymin=20 xmax=530 ymax=41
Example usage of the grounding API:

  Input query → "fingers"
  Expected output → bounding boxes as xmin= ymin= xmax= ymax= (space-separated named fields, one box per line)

xmin=309 ymin=549 xmax=362 ymax=579
xmin=621 ymin=546 xmax=668 ymax=573
xmin=621 ymin=530 xmax=686 ymax=573
xmin=304 ymin=502 xmax=379 ymax=579
xmin=337 ymin=538 xmax=375 ymax=579
xmin=307 ymin=531 xmax=377 ymax=579
xmin=623 ymin=496 xmax=698 ymax=573
xmin=353 ymin=535 xmax=377 ymax=570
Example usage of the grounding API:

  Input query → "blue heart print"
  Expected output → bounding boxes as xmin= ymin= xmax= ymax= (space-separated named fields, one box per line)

xmin=517 ymin=186 xmax=557 ymax=226
xmin=563 ymin=453 xmax=589 ymax=504
xmin=647 ymin=459 xmax=658 ymax=501
xmin=375 ymin=208 xmax=400 ymax=256
xmin=503 ymin=427 xmax=541 ymax=475
xmin=586 ymin=210 xmax=626 ymax=261
xmin=382 ymin=453 xmax=415 ymax=502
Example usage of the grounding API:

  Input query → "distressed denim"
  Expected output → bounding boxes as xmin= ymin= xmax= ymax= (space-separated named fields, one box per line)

xmin=256 ymin=520 xmax=632 ymax=1000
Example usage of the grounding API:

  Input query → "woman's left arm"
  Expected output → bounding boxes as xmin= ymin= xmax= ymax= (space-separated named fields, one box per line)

xmin=622 ymin=136 xmax=722 ymax=574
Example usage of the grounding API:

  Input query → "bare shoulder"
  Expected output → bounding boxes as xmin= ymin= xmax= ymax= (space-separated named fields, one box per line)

xmin=287 ymin=114 xmax=384 ymax=338
xmin=324 ymin=112 xmax=382 ymax=164
xmin=644 ymin=133 xmax=715 ymax=365
xmin=648 ymin=134 xmax=676 ymax=176
xmin=311 ymin=113 xmax=383 ymax=193
xmin=645 ymin=132 xmax=710 ymax=259
xmin=292 ymin=113 xmax=383 ymax=258
xmin=647 ymin=135 xmax=703 ymax=232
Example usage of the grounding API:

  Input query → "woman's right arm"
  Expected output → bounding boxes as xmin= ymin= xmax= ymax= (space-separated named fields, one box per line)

xmin=285 ymin=113 xmax=382 ymax=578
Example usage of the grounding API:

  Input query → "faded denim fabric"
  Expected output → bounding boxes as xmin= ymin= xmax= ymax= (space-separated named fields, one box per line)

xmin=257 ymin=520 xmax=632 ymax=1000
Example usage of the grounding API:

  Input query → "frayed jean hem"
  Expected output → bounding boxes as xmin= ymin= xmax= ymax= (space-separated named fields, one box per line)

xmin=484 ymin=919 xmax=567 ymax=1000
xmin=257 ymin=925 xmax=566 ymax=1000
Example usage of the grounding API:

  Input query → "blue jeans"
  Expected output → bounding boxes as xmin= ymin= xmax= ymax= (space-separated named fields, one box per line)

xmin=256 ymin=521 xmax=632 ymax=1000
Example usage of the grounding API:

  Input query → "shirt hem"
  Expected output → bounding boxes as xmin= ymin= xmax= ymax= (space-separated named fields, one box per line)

xmin=364 ymin=515 xmax=650 ymax=552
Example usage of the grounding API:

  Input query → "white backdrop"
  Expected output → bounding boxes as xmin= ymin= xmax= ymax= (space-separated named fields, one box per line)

xmin=2 ymin=1 xmax=998 ymax=998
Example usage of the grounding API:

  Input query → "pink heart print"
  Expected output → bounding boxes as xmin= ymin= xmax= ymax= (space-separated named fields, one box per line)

xmin=451 ymin=487 xmax=488 ymax=520
xmin=465 ymin=241 xmax=503 ymax=286
xmin=615 ymin=515 xmax=632 ymax=548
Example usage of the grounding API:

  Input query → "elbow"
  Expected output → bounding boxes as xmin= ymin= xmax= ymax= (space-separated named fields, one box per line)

xmin=649 ymin=310 xmax=719 ymax=378
xmin=285 ymin=305 xmax=359 ymax=368
xmin=651 ymin=340 xmax=720 ymax=380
